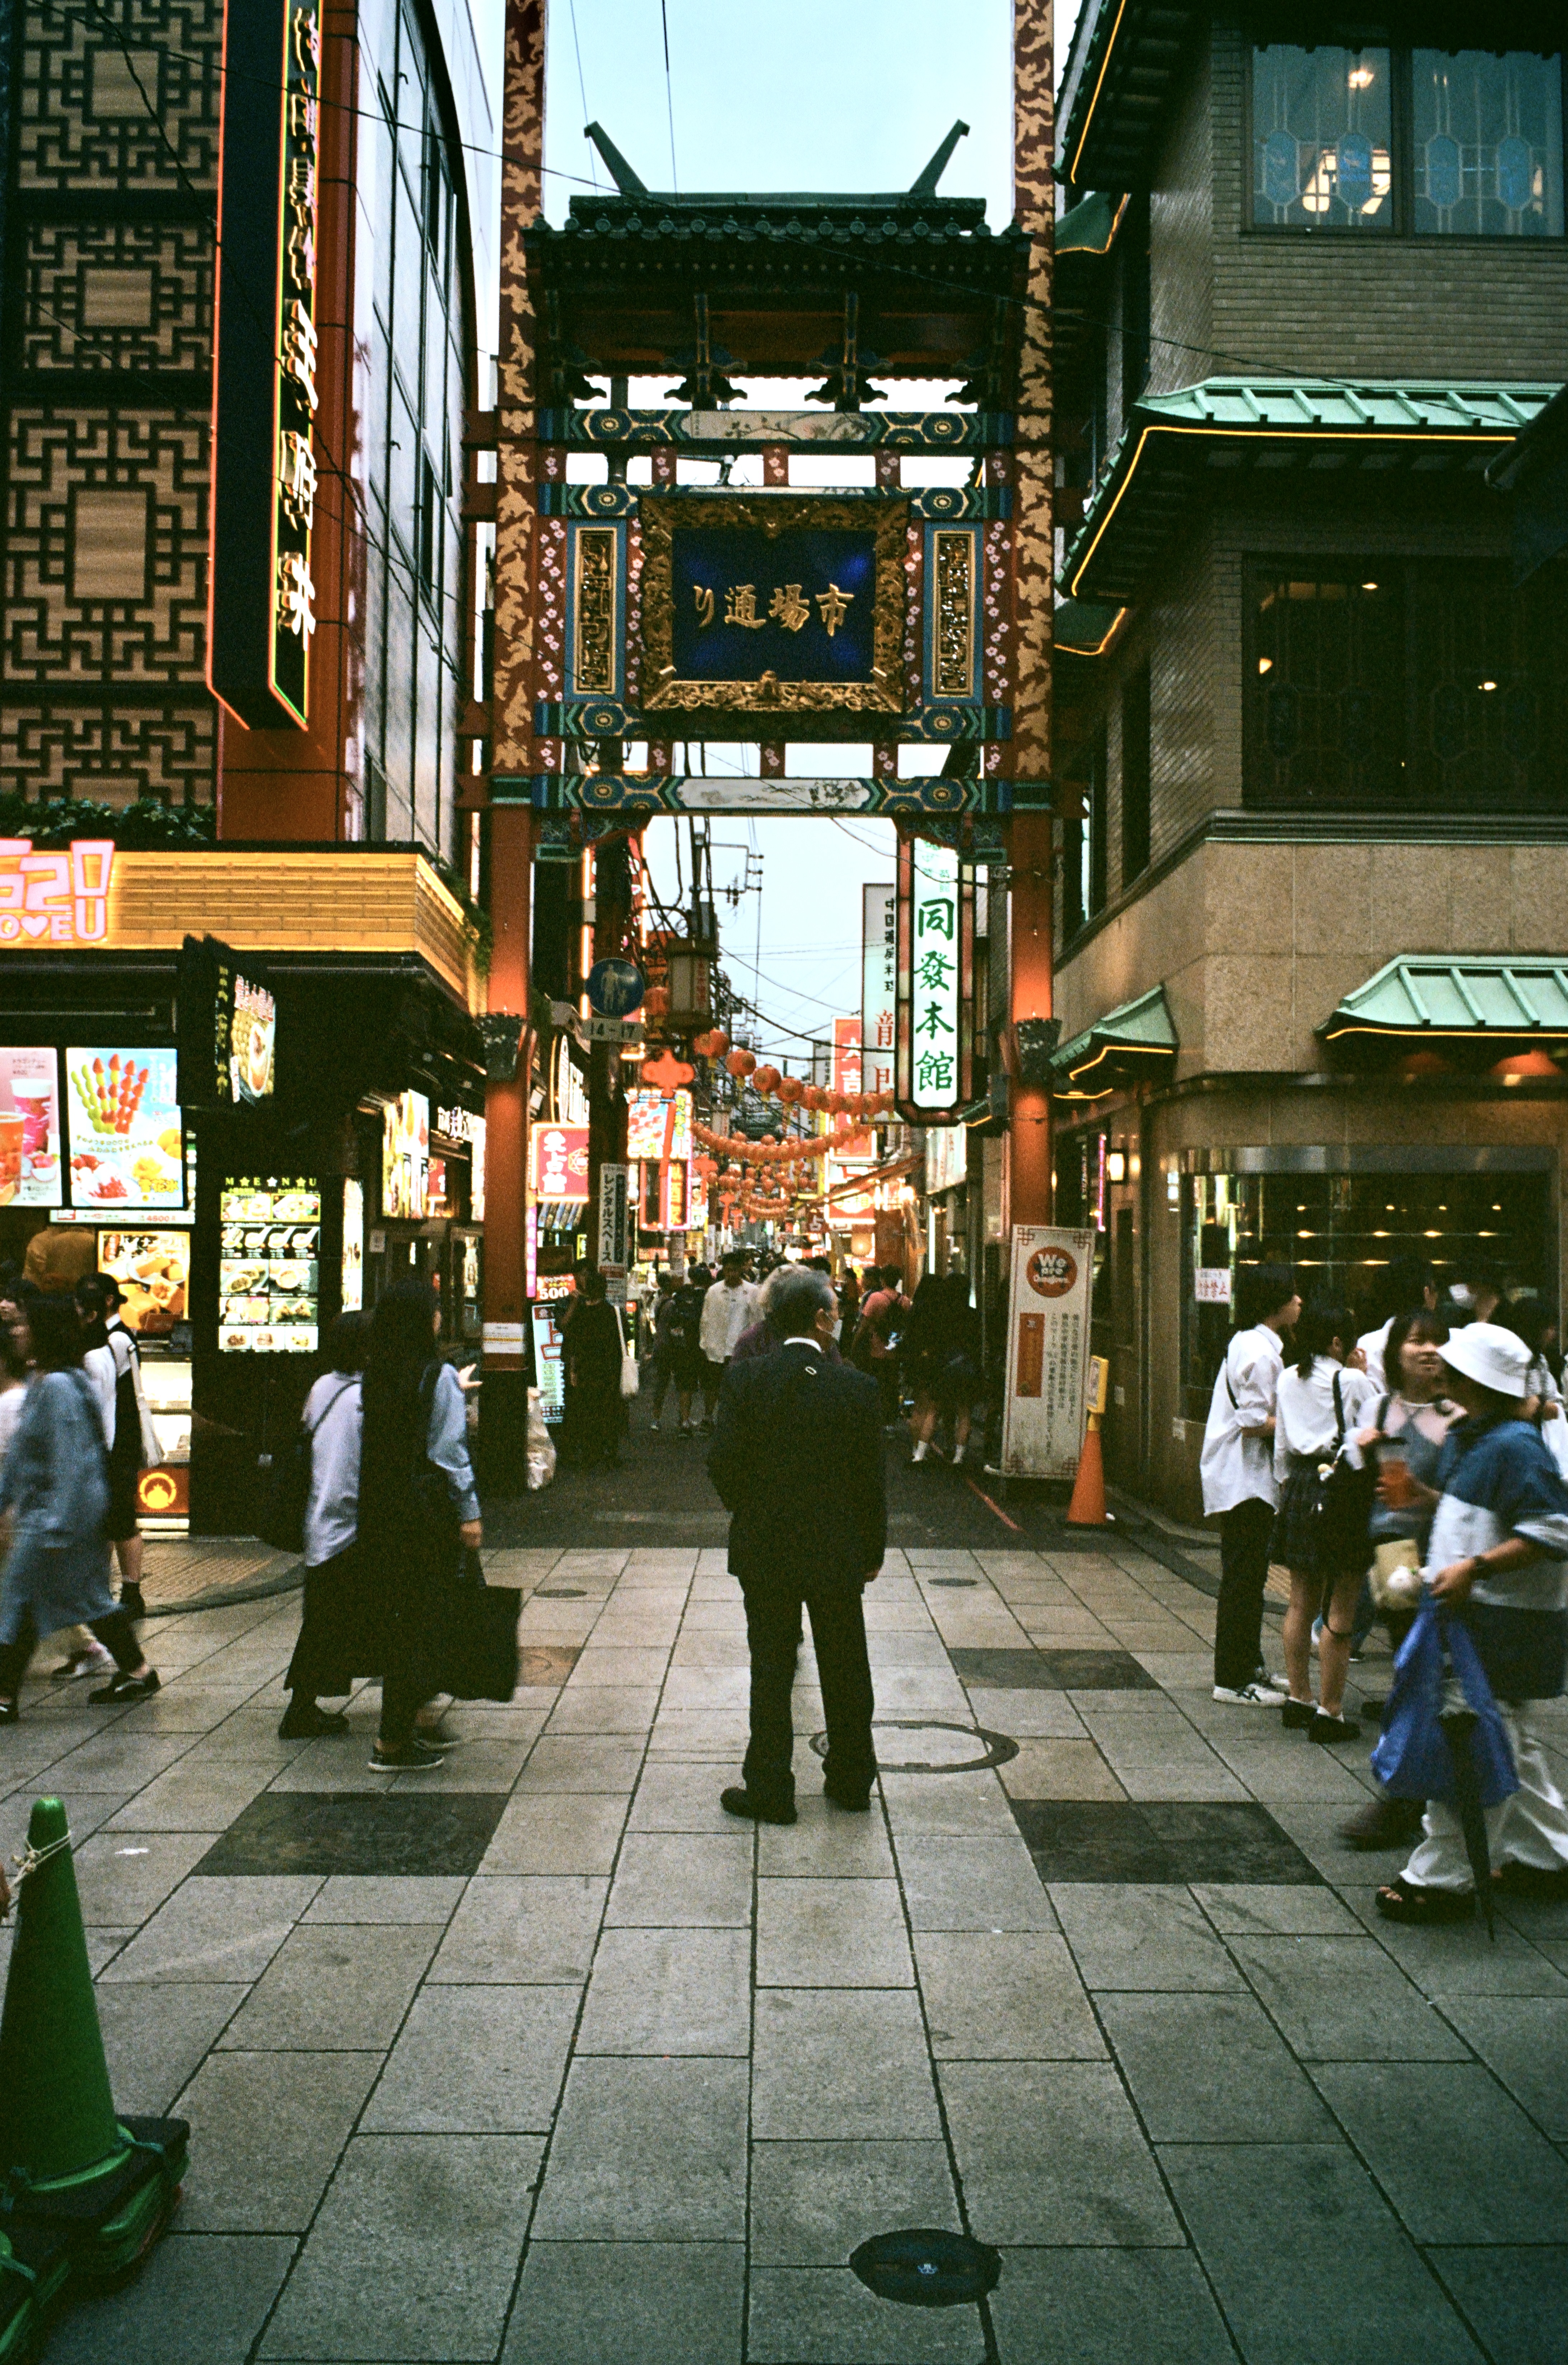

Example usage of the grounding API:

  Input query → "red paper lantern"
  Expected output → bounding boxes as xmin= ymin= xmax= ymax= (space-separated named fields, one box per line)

xmin=754 ymin=1064 xmax=782 ymax=1096
xmin=778 ymin=1075 xmax=804 ymax=1105
xmin=642 ymin=984 xmax=671 ymax=1020
xmin=726 ymin=1049 xmax=756 ymax=1079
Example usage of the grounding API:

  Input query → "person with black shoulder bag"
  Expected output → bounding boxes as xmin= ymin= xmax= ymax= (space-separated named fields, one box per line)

xmin=1200 ymin=1262 xmax=1301 ymax=1707
xmin=1273 ymin=1297 xmax=1377 ymax=1742
xmin=278 ymin=1311 xmax=369 ymax=1738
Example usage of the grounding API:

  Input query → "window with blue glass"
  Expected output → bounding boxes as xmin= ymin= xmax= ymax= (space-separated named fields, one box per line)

xmin=1246 ymin=563 xmax=1565 ymax=810
xmin=1253 ymin=46 xmax=1393 ymax=230
xmin=1252 ymin=46 xmax=1564 ymax=235
xmin=1413 ymin=51 xmax=1564 ymax=236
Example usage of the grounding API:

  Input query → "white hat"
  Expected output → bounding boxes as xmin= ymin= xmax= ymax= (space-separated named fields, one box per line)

xmin=1440 ymin=1321 xmax=1531 ymax=1400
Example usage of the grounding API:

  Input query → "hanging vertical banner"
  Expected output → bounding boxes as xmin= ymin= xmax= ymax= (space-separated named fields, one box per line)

xmin=861 ymin=883 xmax=896 ymax=1099
xmin=832 ymin=1017 xmax=862 ymax=1102
xmin=896 ymin=839 xmax=974 ymax=1124
xmin=1000 ymin=1226 xmax=1096 ymax=1480
xmin=208 ymin=0 xmax=319 ymax=728
xmin=597 ymin=1162 xmax=629 ymax=1272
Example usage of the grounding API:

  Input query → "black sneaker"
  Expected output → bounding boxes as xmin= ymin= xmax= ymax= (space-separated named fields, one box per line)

xmin=720 ymin=1786 xmax=797 ymax=1825
xmin=88 ymin=1669 xmax=160 ymax=1704
xmin=824 ymin=1785 xmax=872 ymax=1813
xmin=1309 ymin=1709 xmax=1361 ymax=1744
xmin=370 ymin=1738 xmax=445 ymax=1771
xmin=278 ymin=1702 xmax=350 ymax=1739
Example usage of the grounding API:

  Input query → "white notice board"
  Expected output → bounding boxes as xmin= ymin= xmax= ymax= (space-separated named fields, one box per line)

xmin=999 ymin=1225 xmax=1097 ymax=1480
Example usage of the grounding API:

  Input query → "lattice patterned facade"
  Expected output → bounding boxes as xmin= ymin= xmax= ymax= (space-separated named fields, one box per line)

xmin=2 ymin=0 xmax=220 ymax=807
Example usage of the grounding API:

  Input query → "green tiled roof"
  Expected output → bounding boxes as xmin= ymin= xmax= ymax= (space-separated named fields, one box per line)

xmin=1049 ymin=986 xmax=1177 ymax=1098
xmin=1056 ymin=191 xmax=1123 ymax=257
xmin=1061 ymin=377 xmax=1557 ymax=605
xmin=1053 ymin=598 xmax=1126 ymax=656
xmin=1322 ymin=957 xmax=1568 ymax=1042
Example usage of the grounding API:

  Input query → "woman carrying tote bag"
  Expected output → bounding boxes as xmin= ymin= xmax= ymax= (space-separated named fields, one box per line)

xmin=1273 ymin=1297 xmax=1376 ymax=1743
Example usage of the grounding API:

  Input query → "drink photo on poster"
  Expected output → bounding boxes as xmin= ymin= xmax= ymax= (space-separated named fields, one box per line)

xmin=64 ymin=1048 xmax=183 ymax=1211
xmin=0 ymin=1047 xmax=63 ymax=1208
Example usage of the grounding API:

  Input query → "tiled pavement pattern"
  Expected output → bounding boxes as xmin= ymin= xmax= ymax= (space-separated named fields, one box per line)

xmin=3 ymin=1536 xmax=1567 ymax=2364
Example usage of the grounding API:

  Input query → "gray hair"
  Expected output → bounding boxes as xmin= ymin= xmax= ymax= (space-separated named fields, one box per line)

xmin=762 ymin=1262 xmax=836 ymax=1338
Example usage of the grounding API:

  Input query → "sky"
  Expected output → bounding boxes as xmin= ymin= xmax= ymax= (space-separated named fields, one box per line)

xmin=463 ymin=0 xmax=1083 ymax=1065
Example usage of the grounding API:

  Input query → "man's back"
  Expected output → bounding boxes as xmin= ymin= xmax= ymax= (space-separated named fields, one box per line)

xmin=709 ymin=1345 xmax=885 ymax=1583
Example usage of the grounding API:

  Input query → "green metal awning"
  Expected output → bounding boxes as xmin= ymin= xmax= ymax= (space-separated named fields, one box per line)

xmin=1060 ymin=377 xmax=1555 ymax=605
xmin=1057 ymin=2 xmax=1200 ymax=191
xmin=1056 ymin=190 xmax=1125 ymax=257
xmin=1053 ymin=597 xmax=1126 ymax=656
xmin=1049 ymin=985 xmax=1177 ymax=1099
xmin=1321 ymin=956 xmax=1568 ymax=1058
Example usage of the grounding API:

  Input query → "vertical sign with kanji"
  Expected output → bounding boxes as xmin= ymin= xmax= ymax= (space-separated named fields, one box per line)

xmin=270 ymin=0 xmax=320 ymax=724
xmin=209 ymin=0 xmax=319 ymax=728
xmin=895 ymin=840 xmax=973 ymax=1124
xmin=861 ymin=883 xmax=896 ymax=1100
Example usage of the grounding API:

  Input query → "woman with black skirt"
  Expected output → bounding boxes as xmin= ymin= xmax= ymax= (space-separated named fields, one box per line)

xmin=280 ymin=1310 xmax=368 ymax=1738
xmin=358 ymin=1278 xmax=481 ymax=1771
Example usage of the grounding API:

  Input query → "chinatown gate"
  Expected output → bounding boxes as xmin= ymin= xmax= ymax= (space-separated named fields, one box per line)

xmin=475 ymin=1 xmax=1058 ymax=1454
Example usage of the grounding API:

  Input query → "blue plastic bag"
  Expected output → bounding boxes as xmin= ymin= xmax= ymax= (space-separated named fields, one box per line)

xmin=1370 ymin=1597 xmax=1519 ymax=1807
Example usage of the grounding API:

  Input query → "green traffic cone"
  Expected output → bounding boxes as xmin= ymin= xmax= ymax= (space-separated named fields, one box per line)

xmin=0 ymin=1797 xmax=130 ymax=2191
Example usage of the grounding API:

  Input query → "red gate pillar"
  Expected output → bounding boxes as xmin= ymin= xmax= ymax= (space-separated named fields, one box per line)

xmin=480 ymin=0 xmax=546 ymax=1478
xmin=1006 ymin=0 xmax=1056 ymax=1227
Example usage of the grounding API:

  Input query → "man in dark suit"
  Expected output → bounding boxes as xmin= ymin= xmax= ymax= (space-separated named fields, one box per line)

xmin=707 ymin=1263 xmax=885 ymax=1824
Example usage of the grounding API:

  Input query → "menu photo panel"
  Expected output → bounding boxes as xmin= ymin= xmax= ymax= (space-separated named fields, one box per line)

xmin=0 ymin=1047 xmax=64 ymax=1208
xmin=64 ymin=1048 xmax=184 ymax=1212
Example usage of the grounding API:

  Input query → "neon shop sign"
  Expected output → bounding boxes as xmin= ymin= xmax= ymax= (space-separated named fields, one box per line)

xmin=0 ymin=840 xmax=114 ymax=946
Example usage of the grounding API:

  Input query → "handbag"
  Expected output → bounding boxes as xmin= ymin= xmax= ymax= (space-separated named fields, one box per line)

xmin=1313 ymin=1372 xmax=1376 ymax=1571
xmin=1371 ymin=1596 xmax=1519 ymax=1807
xmin=615 ymin=1306 xmax=639 ymax=1400
xmin=257 ymin=1378 xmax=355 ymax=1555
xmin=435 ymin=1572 xmax=522 ymax=1701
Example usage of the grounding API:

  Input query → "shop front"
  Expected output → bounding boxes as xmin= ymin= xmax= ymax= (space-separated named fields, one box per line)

xmin=0 ymin=845 xmax=485 ymax=1535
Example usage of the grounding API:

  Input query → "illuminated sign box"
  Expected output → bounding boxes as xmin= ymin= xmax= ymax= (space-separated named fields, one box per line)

xmin=0 ymin=839 xmax=113 ymax=946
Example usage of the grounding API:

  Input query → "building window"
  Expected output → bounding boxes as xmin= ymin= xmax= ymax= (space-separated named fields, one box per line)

xmin=1246 ymin=561 xmax=1565 ymax=810
xmin=418 ymin=452 xmax=438 ymax=593
xmin=1253 ymin=45 xmax=1393 ymax=231
xmin=1252 ymin=46 xmax=1564 ymax=235
xmin=1120 ymin=662 xmax=1151 ymax=886
xmin=1413 ymin=51 xmax=1565 ymax=237
xmin=1060 ymin=719 xmax=1108 ymax=943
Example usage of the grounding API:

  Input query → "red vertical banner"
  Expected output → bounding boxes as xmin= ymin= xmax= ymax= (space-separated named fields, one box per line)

xmin=832 ymin=1017 xmax=862 ymax=1102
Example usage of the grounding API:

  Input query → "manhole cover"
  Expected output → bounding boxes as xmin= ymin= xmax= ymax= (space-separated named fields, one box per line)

xmin=810 ymin=1719 xmax=1017 ymax=1774
xmin=536 ymin=1588 xmax=587 ymax=1598
xmin=928 ymin=1577 xmax=977 ymax=1588
xmin=850 ymin=2228 xmax=1000 ymax=2309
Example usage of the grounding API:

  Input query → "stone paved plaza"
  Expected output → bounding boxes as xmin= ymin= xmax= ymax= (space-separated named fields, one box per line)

xmin=3 ymin=1508 xmax=1567 ymax=2364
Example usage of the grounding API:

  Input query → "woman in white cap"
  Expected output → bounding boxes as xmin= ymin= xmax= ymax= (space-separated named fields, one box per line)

xmin=1377 ymin=1320 xmax=1568 ymax=1925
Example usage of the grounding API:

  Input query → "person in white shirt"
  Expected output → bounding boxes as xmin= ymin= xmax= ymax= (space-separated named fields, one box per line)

xmin=698 ymin=1252 xmax=758 ymax=1432
xmin=1273 ymin=1300 xmax=1377 ymax=1742
xmin=1200 ymin=1263 xmax=1300 ymax=1706
xmin=280 ymin=1312 xmax=367 ymax=1739
xmin=1354 ymin=1254 xmax=1439 ymax=1393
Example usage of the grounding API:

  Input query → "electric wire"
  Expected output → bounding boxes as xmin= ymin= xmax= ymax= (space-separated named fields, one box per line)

xmin=659 ymin=0 xmax=678 ymax=192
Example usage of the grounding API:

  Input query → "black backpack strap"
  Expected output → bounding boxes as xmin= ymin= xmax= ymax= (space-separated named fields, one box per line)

xmin=1223 ymin=1343 xmax=1239 ymax=1410
xmin=1332 ymin=1368 xmax=1345 ymax=1444
xmin=304 ymin=1377 xmax=356 ymax=1443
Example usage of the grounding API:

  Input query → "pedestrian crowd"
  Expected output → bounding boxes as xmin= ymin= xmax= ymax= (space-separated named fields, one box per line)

xmin=1200 ymin=1250 xmax=1568 ymax=1927
xmin=0 ymin=1266 xmax=495 ymax=1773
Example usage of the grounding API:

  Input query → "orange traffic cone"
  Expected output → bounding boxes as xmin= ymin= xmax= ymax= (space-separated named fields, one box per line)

xmin=1066 ymin=1413 xmax=1109 ymax=1526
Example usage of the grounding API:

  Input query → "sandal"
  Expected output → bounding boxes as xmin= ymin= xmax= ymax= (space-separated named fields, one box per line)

xmin=1376 ymin=1875 xmax=1474 ymax=1926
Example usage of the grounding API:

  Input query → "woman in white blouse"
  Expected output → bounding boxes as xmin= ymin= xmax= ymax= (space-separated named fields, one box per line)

xmin=1273 ymin=1299 xmax=1376 ymax=1742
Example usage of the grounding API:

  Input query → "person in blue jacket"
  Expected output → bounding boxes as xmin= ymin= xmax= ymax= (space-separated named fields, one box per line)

xmin=1378 ymin=1321 xmax=1568 ymax=1925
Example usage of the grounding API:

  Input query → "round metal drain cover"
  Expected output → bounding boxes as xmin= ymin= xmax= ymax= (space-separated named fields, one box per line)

xmin=810 ymin=1719 xmax=1017 ymax=1774
xmin=850 ymin=2228 xmax=1000 ymax=2309
xmin=536 ymin=1587 xmax=587 ymax=1598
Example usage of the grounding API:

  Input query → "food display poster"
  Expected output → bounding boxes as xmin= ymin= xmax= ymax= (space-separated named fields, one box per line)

xmin=0 ymin=1047 xmax=63 ymax=1208
xmin=999 ymin=1226 xmax=1096 ymax=1482
xmin=530 ymin=1297 xmax=568 ymax=1424
xmin=341 ymin=1176 xmax=364 ymax=1312
xmin=382 ymin=1091 xmax=429 ymax=1221
xmin=97 ymin=1232 xmax=189 ymax=1335
xmin=218 ymin=1175 xmax=322 ymax=1356
xmin=65 ymin=1048 xmax=184 ymax=1212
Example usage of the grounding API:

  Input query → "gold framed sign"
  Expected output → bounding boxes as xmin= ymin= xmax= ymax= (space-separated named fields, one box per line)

xmin=638 ymin=494 xmax=907 ymax=715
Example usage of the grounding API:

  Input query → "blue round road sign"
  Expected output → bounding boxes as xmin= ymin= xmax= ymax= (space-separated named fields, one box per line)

xmin=586 ymin=959 xmax=644 ymax=1018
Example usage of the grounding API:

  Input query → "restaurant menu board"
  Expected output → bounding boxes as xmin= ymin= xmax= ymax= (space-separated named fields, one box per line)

xmin=0 ymin=1047 xmax=63 ymax=1207
xmin=218 ymin=1176 xmax=321 ymax=1354
xmin=97 ymin=1232 xmax=189 ymax=1336
xmin=999 ymin=1225 xmax=1096 ymax=1481
xmin=382 ymin=1091 xmax=429 ymax=1220
xmin=65 ymin=1047 xmax=183 ymax=1212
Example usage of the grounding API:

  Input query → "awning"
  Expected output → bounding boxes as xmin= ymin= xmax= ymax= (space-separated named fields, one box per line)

xmin=1060 ymin=377 xmax=1555 ymax=605
xmin=1320 ymin=957 xmax=1568 ymax=1067
xmin=1048 ymin=985 xmax=1177 ymax=1100
xmin=1053 ymin=597 xmax=1126 ymax=657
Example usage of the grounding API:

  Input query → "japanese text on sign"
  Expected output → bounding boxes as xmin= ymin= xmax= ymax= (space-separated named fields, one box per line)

xmin=1000 ymin=1227 xmax=1096 ymax=1481
xmin=271 ymin=0 xmax=321 ymax=723
xmin=910 ymin=843 xmax=960 ymax=1110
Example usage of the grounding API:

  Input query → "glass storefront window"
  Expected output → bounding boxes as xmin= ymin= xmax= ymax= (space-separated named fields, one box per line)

xmin=1414 ymin=51 xmax=1565 ymax=237
xmin=1253 ymin=46 xmax=1393 ymax=230
xmin=1181 ymin=1168 xmax=1551 ymax=1417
